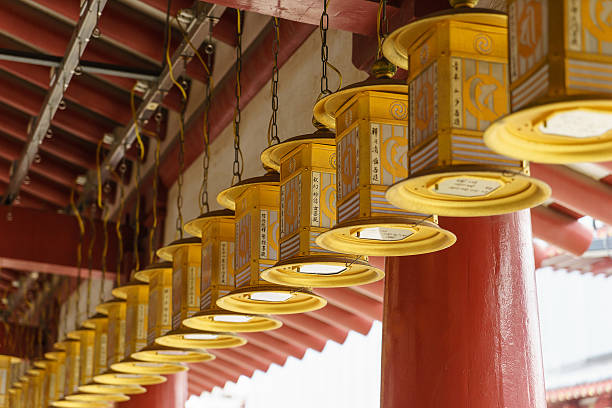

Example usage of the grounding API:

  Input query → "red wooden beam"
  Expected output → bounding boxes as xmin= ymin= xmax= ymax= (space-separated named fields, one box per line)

xmin=314 ymin=287 xmax=383 ymax=322
xmin=188 ymin=365 xmax=227 ymax=388
xmin=231 ymin=342 xmax=286 ymax=367
xmin=1 ymin=182 xmax=53 ymax=211
xmin=350 ymin=279 xmax=384 ymax=302
xmin=0 ymin=159 xmax=69 ymax=207
xmin=277 ymin=313 xmax=348 ymax=344
xmin=266 ymin=324 xmax=327 ymax=352
xmin=241 ymin=332 xmax=306 ymax=359
xmin=212 ymin=348 xmax=270 ymax=372
xmin=308 ymin=303 xmax=373 ymax=335
xmin=139 ymin=0 xmax=196 ymax=17
xmin=531 ymin=206 xmax=594 ymax=256
xmin=206 ymin=359 xmax=244 ymax=382
xmin=0 ymin=206 xmax=120 ymax=278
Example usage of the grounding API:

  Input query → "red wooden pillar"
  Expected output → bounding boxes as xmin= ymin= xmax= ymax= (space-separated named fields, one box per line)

xmin=117 ymin=371 xmax=188 ymax=408
xmin=381 ymin=211 xmax=546 ymax=408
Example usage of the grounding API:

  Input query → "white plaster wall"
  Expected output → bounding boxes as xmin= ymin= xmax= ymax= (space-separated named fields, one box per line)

xmin=163 ymin=27 xmax=367 ymax=245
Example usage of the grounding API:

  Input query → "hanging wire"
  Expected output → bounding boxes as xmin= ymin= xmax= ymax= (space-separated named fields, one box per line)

xmin=133 ymin=148 xmax=142 ymax=273
xmin=70 ymin=187 xmax=85 ymax=329
xmin=148 ymin=110 xmax=162 ymax=264
xmin=100 ymin=206 xmax=109 ymax=304
xmin=86 ymin=204 xmax=96 ymax=317
xmin=376 ymin=0 xmax=389 ymax=58
xmin=96 ymin=139 xmax=104 ymax=209
xmin=130 ymin=85 xmax=146 ymax=161
xmin=115 ymin=160 xmax=127 ymax=288
xmin=198 ymin=20 xmax=214 ymax=214
xmin=267 ymin=17 xmax=281 ymax=146
xmin=232 ymin=9 xmax=244 ymax=185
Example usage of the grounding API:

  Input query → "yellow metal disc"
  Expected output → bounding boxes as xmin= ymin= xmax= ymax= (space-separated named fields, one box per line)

xmin=111 ymin=281 xmax=148 ymax=300
xmin=53 ymin=339 xmax=79 ymax=351
xmin=484 ymin=99 xmax=612 ymax=163
xmin=385 ymin=166 xmax=551 ymax=217
xmin=156 ymin=237 xmax=201 ymax=262
xmin=45 ymin=351 xmax=66 ymax=361
xmin=312 ymin=79 xmax=408 ymax=130
xmin=82 ymin=314 xmax=107 ymax=329
xmin=217 ymin=172 xmax=280 ymax=211
xmin=382 ymin=8 xmax=507 ymax=70
xmin=183 ymin=209 xmax=235 ymax=238
xmin=95 ymin=299 xmax=125 ymax=316
xmin=93 ymin=372 xmax=167 ymax=386
xmin=78 ymin=384 xmax=146 ymax=395
xmin=66 ymin=393 xmax=130 ymax=403
xmin=0 ymin=354 xmax=21 ymax=364
xmin=133 ymin=261 xmax=173 ymax=283
xmin=216 ymin=285 xmax=327 ymax=315
xmin=315 ymin=216 xmax=456 ymax=256
xmin=110 ymin=359 xmax=187 ymax=375
xmin=131 ymin=346 xmax=215 ymax=363
xmin=67 ymin=328 xmax=95 ymax=340
xmin=261 ymin=255 xmax=384 ymax=288
xmin=51 ymin=400 xmax=111 ymax=408
xmin=260 ymin=131 xmax=336 ymax=171
xmin=182 ymin=309 xmax=282 ymax=333
xmin=154 ymin=328 xmax=246 ymax=350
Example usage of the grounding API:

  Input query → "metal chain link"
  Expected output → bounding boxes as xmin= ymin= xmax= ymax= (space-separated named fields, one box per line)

xmin=232 ymin=9 xmax=243 ymax=184
xmin=320 ymin=0 xmax=330 ymax=96
xmin=269 ymin=17 xmax=281 ymax=146
xmin=377 ymin=0 xmax=389 ymax=58
xmin=200 ymin=24 xmax=214 ymax=213
xmin=149 ymin=110 xmax=162 ymax=264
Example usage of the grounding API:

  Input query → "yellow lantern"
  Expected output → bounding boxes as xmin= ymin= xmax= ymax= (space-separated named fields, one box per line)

xmin=18 ymin=376 xmax=30 ymax=408
xmin=26 ymin=368 xmax=45 ymax=408
xmin=312 ymin=70 xmax=457 ymax=255
xmin=154 ymin=238 xmax=247 ymax=349
xmin=259 ymin=130 xmax=385 ymax=285
xmin=0 ymin=355 xmax=19 ymax=408
xmin=215 ymin=171 xmax=327 ymax=314
xmin=54 ymin=340 xmax=80 ymax=397
xmin=93 ymin=299 xmax=166 ymax=387
xmin=381 ymin=3 xmax=551 ymax=216
xmin=182 ymin=210 xmax=283 ymax=332
xmin=81 ymin=315 xmax=108 ymax=377
xmin=484 ymin=0 xmax=612 ymax=163
xmin=109 ymin=281 xmax=188 ymax=375
xmin=8 ymin=387 xmax=19 ymax=408
xmin=130 ymin=262 xmax=216 ymax=363
xmin=45 ymin=351 xmax=66 ymax=401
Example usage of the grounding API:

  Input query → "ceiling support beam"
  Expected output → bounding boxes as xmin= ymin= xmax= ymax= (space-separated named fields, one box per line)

xmin=2 ymin=0 xmax=109 ymax=205
xmin=531 ymin=206 xmax=594 ymax=256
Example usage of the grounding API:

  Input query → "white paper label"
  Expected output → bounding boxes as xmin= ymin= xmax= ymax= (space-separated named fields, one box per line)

xmin=188 ymin=265 xmax=198 ymax=308
xmin=162 ymin=288 xmax=172 ymax=327
xmin=434 ymin=177 xmax=501 ymax=197
xmin=99 ymin=334 xmax=108 ymax=372
xmin=0 ymin=369 xmax=6 ymax=395
xmin=219 ymin=242 xmax=229 ymax=284
xmin=450 ymin=57 xmax=463 ymax=128
xmin=370 ymin=124 xmax=381 ymax=184
xmin=137 ymin=303 xmax=146 ymax=342
xmin=260 ymin=210 xmax=268 ymax=259
xmin=311 ymin=172 xmax=321 ymax=225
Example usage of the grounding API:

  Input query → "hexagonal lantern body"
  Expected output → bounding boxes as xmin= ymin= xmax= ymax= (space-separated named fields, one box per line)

xmin=313 ymin=85 xmax=457 ymax=255
xmin=484 ymin=0 xmax=612 ymax=163
xmin=183 ymin=210 xmax=282 ymax=333
xmin=383 ymin=9 xmax=550 ymax=216
xmin=95 ymin=300 xmax=125 ymax=369
xmin=54 ymin=340 xmax=80 ymax=397
xmin=215 ymin=173 xmax=326 ymax=315
xmin=67 ymin=329 xmax=96 ymax=385
xmin=0 ymin=355 xmax=19 ymax=408
xmin=82 ymin=315 xmax=109 ymax=377
xmin=111 ymin=284 xmax=148 ymax=359
xmin=44 ymin=351 xmax=66 ymax=401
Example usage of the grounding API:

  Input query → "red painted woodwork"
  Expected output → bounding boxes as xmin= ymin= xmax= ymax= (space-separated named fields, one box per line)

xmin=118 ymin=371 xmax=188 ymax=408
xmin=308 ymin=303 xmax=373 ymax=335
xmin=207 ymin=359 xmax=245 ymax=381
xmin=531 ymin=206 xmax=594 ymax=256
xmin=531 ymin=164 xmax=612 ymax=226
xmin=241 ymin=332 xmax=306 ymax=359
xmin=381 ymin=211 xmax=546 ymax=408
xmin=0 ymin=159 xmax=70 ymax=207
xmin=277 ymin=313 xmax=348 ymax=344
xmin=266 ymin=324 xmax=327 ymax=352
xmin=0 ymin=206 xmax=120 ymax=278
xmin=232 ymin=342 xmax=286 ymax=367
xmin=159 ymin=19 xmax=317 ymax=187
xmin=213 ymin=348 xmax=270 ymax=372
xmin=351 ymin=279 xmax=384 ymax=302
xmin=533 ymin=241 xmax=547 ymax=269
xmin=140 ymin=0 xmax=196 ymax=18
xmin=314 ymin=287 xmax=383 ymax=322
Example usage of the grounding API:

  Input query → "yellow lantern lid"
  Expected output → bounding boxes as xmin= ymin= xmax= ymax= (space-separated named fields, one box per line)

xmin=217 ymin=172 xmax=280 ymax=211
xmin=133 ymin=261 xmax=173 ymax=283
xmin=66 ymin=393 xmax=129 ymax=403
xmin=54 ymin=339 xmax=79 ymax=351
xmin=131 ymin=344 xmax=215 ymax=364
xmin=78 ymin=383 xmax=146 ymax=395
xmin=156 ymin=237 xmax=201 ymax=262
xmin=67 ymin=328 xmax=95 ymax=341
xmin=0 ymin=354 xmax=21 ymax=364
xmin=45 ymin=351 xmax=66 ymax=361
xmin=313 ymin=78 xmax=408 ymax=130
xmin=110 ymin=358 xmax=187 ymax=375
xmin=382 ymin=6 xmax=506 ymax=70
xmin=154 ymin=327 xmax=246 ymax=350
xmin=93 ymin=371 xmax=166 ymax=386
xmin=183 ymin=209 xmax=235 ymax=238
xmin=260 ymin=130 xmax=336 ymax=171
xmin=82 ymin=313 xmax=108 ymax=329
xmin=183 ymin=308 xmax=282 ymax=333
xmin=216 ymin=285 xmax=327 ymax=315
xmin=95 ymin=299 xmax=125 ymax=316
xmin=111 ymin=281 xmax=147 ymax=300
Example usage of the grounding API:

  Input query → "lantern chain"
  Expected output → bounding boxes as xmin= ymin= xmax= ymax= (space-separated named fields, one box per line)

xmin=232 ymin=9 xmax=243 ymax=184
xmin=200 ymin=23 xmax=214 ymax=214
xmin=133 ymin=147 xmax=142 ymax=273
xmin=101 ymin=206 xmax=109 ymax=303
xmin=269 ymin=17 xmax=281 ymax=146
xmin=176 ymin=98 xmax=186 ymax=238
xmin=377 ymin=0 xmax=389 ymax=58
xmin=149 ymin=110 xmax=162 ymax=264
xmin=115 ymin=158 xmax=127 ymax=288
xmin=320 ymin=0 xmax=330 ymax=96
xmin=70 ymin=187 xmax=85 ymax=330
xmin=86 ymin=203 xmax=96 ymax=317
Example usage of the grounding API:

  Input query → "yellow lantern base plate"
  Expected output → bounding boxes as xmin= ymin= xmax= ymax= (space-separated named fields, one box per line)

xmin=260 ymin=131 xmax=336 ymax=171
xmin=131 ymin=346 xmax=215 ymax=363
xmin=184 ymin=209 xmax=235 ymax=238
xmin=261 ymin=256 xmax=385 ymax=288
xmin=156 ymin=237 xmax=201 ymax=262
xmin=216 ymin=285 xmax=327 ymax=315
xmin=217 ymin=172 xmax=280 ymax=211
xmin=66 ymin=393 xmax=130 ymax=403
xmin=93 ymin=372 xmax=167 ymax=386
xmin=79 ymin=383 xmax=146 ymax=395
xmin=183 ymin=309 xmax=282 ymax=333
xmin=315 ymin=216 xmax=456 ymax=256
xmin=382 ymin=7 xmax=506 ymax=70
xmin=385 ymin=166 xmax=551 ymax=217
xmin=95 ymin=299 xmax=125 ymax=316
xmin=484 ymin=98 xmax=612 ymax=163
xmin=45 ymin=351 xmax=66 ymax=361
xmin=154 ymin=328 xmax=246 ymax=349
xmin=110 ymin=359 xmax=187 ymax=375
xmin=312 ymin=78 xmax=408 ymax=130
xmin=133 ymin=261 xmax=173 ymax=283
xmin=51 ymin=400 xmax=111 ymax=408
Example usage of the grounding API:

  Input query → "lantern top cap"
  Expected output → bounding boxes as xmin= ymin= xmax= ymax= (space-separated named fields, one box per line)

xmin=44 ymin=351 xmax=65 ymax=361
xmin=26 ymin=368 xmax=43 ymax=377
xmin=33 ymin=360 xmax=48 ymax=369
xmin=95 ymin=298 xmax=126 ymax=315
xmin=450 ymin=0 xmax=478 ymax=7
xmin=260 ymin=129 xmax=336 ymax=171
xmin=133 ymin=261 xmax=173 ymax=283
xmin=67 ymin=328 xmax=95 ymax=340
xmin=111 ymin=281 xmax=148 ymax=300
xmin=82 ymin=313 xmax=108 ymax=328
xmin=313 ymin=78 xmax=408 ymax=129
xmin=0 ymin=354 xmax=21 ymax=364
xmin=371 ymin=57 xmax=397 ymax=79
xmin=382 ymin=7 xmax=506 ymax=70
xmin=183 ymin=209 xmax=235 ymax=238
xmin=217 ymin=171 xmax=280 ymax=211
xmin=54 ymin=339 xmax=79 ymax=351
xmin=156 ymin=237 xmax=201 ymax=261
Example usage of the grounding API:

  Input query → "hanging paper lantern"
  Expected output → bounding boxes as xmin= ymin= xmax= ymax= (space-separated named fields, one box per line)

xmin=259 ymin=130 xmax=386 ymax=285
xmin=312 ymin=67 xmax=457 ymax=255
xmin=484 ymin=0 xmax=612 ymax=163
xmin=44 ymin=351 xmax=66 ymax=402
xmin=0 ymin=355 xmax=19 ymax=408
xmin=215 ymin=172 xmax=327 ymax=314
xmin=131 ymin=262 xmax=218 ymax=361
xmin=54 ymin=340 xmax=80 ymax=397
xmin=381 ymin=3 xmax=551 ymax=216
xmin=182 ymin=210 xmax=283 ymax=332
xmin=26 ymin=368 xmax=45 ymax=408
xmin=154 ymin=238 xmax=246 ymax=349
xmin=109 ymin=281 xmax=188 ymax=375
xmin=81 ymin=315 xmax=108 ymax=377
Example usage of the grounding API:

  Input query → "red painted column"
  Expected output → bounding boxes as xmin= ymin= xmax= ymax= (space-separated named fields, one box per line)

xmin=381 ymin=211 xmax=546 ymax=408
xmin=118 ymin=372 xmax=188 ymax=408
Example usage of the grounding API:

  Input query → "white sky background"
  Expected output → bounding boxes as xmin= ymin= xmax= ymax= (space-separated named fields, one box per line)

xmin=187 ymin=268 xmax=612 ymax=407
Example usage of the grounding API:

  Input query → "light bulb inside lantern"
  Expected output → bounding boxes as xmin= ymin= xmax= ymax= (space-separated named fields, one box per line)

xmin=297 ymin=264 xmax=347 ymax=275
xmin=539 ymin=110 xmax=612 ymax=138
xmin=183 ymin=333 xmax=219 ymax=340
xmin=212 ymin=315 xmax=253 ymax=323
xmin=357 ymin=227 xmax=412 ymax=241
xmin=250 ymin=292 xmax=292 ymax=302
